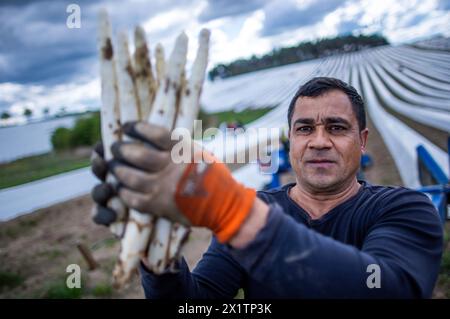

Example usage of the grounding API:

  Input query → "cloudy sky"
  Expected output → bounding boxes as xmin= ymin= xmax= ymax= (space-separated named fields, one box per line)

xmin=0 ymin=0 xmax=449 ymax=123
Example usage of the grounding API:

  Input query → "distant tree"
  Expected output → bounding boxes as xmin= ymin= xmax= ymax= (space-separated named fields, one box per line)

xmin=70 ymin=112 xmax=101 ymax=147
xmin=1 ymin=111 xmax=11 ymax=120
xmin=23 ymin=108 xmax=33 ymax=118
xmin=51 ymin=112 xmax=101 ymax=151
xmin=51 ymin=127 xmax=72 ymax=150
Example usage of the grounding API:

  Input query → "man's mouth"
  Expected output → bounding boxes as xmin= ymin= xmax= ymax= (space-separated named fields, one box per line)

xmin=305 ymin=159 xmax=336 ymax=167
xmin=306 ymin=158 xmax=336 ymax=163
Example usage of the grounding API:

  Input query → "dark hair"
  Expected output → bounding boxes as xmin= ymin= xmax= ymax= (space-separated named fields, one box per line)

xmin=287 ymin=77 xmax=366 ymax=131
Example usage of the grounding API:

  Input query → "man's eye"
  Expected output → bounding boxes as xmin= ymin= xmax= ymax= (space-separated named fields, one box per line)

xmin=296 ymin=126 xmax=312 ymax=133
xmin=329 ymin=125 xmax=346 ymax=132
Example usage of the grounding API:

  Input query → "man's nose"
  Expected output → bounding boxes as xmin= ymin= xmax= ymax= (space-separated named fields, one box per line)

xmin=308 ymin=126 xmax=332 ymax=149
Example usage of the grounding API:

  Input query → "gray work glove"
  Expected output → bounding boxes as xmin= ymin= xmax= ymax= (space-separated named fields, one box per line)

xmin=90 ymin=141 xmax=118 ymax=226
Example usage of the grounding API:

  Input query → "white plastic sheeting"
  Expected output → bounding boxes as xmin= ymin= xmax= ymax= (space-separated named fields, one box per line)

xmin=369 ymin=52 xmax=450 ymax=100
xmin=364 ymin=64 xmax=450 ymax=132
xmin=201 ymin=59 xmax=319 ymax=113
xmin=1 ymin=43 xmax=449 ymax=221
xmin=0 ymin=163 xmax=271 ymax=221
xmin=0 ymin=167 xmax=97 ymax=221
xmin=355 ymin=64 xmax=449 ymax=189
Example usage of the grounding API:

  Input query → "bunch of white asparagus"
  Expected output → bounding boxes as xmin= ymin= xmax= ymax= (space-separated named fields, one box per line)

xmin=97 ymin=9 xmax=210 ymax=288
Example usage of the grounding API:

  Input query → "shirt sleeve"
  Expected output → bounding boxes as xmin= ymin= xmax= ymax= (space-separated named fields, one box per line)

xmin=224 ymin=189 xmax=443 ymax=298
xmin=139 ymin=235 xmax=245 ymax=299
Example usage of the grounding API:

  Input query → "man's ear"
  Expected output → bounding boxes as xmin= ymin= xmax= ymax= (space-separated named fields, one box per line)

xmin=360 ymin=128 xmax=369 ymax=153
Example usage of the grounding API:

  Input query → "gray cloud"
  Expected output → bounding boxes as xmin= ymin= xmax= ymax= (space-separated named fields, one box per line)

xmin=0 ymin=1 xmax=97 ymax=84
xmin=437 ymin=0 xmax=450 ymax=11
xmin=0 ymin=0 xmax=195 ymax=85
xmin=198 ymin=0 xmax=268 ymax=22
xmin=261 ymin=0 xmax=345 ymax=37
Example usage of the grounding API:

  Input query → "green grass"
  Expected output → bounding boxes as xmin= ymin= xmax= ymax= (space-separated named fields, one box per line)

xmin=42 ymin=273 xmax=112 ymax=299
xmin=444 ymin=230 xmax=449 ymax=244
xmin=200 ymin=107 xmax=275 ymax=128
xmin=92 ymin=282 xmax=113 ymax=298
xmin=212 ymin=107 xmax=275 ymax=126
xmin=43 ymin=278 xmax=83 ymax=299
xmin=0 ymin=151 xmax=90 ymax=190
xmin=0 ymin=271 xmax=24 ymax=292
xmin=197 ymin=107 xmax=276 ymax=139
xmin=441 ymin=245 xmax=450 ymax=274
xmin=434 ymin=223 xmax=450 ymax=298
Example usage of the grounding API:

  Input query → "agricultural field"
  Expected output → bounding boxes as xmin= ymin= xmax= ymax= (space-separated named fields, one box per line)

xmin=0 ymin=38 xmax=449 ymax=298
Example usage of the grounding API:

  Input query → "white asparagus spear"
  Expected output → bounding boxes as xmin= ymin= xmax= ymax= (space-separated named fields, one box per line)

xmin=148 ymin=32 xmax=188 ymax=125
xmin=145 ymin=32 xmax=189 ymax=273
xmin=154 ymin=43 xmax=166 ymax=89
xmin=134 ymin=26 xmax=156 ymax=120
xmin=112 ymin=30 xmax=154 ymax=288
xmin=97 ymin=9 xmax=127 ymax=238
xmin=175 ymin=29 xmax=210 ymax=130
xmin=166 ymin=29 xmax=211 ymax=265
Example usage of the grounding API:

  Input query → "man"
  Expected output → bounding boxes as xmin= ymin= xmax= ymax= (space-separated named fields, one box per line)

xmin=91 ymin=77 xmax=443 ymax=298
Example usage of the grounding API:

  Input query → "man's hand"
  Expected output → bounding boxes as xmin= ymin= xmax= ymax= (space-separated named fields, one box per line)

xmin=108 ymin=121 xmax=259 ymax=243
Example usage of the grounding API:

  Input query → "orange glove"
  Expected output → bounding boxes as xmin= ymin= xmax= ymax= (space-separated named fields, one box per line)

xmin=175 ymin=152 xmax=256 ymax=242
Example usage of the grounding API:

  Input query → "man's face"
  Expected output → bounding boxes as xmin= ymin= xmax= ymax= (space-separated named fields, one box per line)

xmin=288 ymin=89 xmax=368 ymax=193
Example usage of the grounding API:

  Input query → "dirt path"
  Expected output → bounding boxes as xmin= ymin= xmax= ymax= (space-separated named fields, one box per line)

xmin=363 ymin=115 xmax=403 ymax=186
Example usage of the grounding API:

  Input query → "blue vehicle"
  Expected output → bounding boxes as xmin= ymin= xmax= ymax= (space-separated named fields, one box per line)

xmin=416 ymin=138 xmax=449 ymax=223
xmin=261 ymin=145 xmax=292 ymax=190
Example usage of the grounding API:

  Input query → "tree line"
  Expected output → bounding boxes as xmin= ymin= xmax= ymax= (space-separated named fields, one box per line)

xmin=208 ymin=33 xmax=388 ymax=80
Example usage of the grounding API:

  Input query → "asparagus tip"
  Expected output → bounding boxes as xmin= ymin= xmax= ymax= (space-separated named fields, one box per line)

xmin=199 ymin=28 xmax=210 ymax=39
xmin=134 ymin=26 xmax=147 ymax=47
